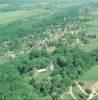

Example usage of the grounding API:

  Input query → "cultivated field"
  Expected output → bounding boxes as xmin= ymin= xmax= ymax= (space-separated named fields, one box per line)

xmin=0 ymin=9 xmax=49 ymax=25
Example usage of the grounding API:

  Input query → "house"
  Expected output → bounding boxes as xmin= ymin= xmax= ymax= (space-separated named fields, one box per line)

xmin=5 ymin=51 xmax=16 ymax=59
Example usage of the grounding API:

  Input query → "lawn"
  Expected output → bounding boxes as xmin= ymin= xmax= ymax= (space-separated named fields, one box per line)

xmin=35 ymin=71 xmax=50 ymax=81
xmin=80 ymin=65 xmax=98 ymax=81
xmin=0 ymin=9 xmax=48 ymax=25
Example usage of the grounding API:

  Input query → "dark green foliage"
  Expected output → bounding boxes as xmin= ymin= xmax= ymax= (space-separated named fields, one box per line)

xmin=0 ymin=63 xmax=40 ymax=100
xmin=85 ymin=89 xmax=91 ymax=94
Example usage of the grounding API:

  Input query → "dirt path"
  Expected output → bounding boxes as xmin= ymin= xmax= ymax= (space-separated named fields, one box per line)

xmin=91 ymin=82 xmax=98 ymax=90
xmin=87 ymin=90 xmax=98 ymax=100
xmin=61 ymin=81 xmax=98 ymax=100
xmin=87 ymin=82 xmax=98 ymax=100
xmin=75 ymin=81 xmax=88 ymax=96
xmin=69 ymin=86 xmax=77 ymax=100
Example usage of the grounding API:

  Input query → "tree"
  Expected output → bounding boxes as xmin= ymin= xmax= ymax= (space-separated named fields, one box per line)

xmin=52 ymin=74 xmax=62 ymax=87
xmin=40 ymin=81 xmax=51 ymax=95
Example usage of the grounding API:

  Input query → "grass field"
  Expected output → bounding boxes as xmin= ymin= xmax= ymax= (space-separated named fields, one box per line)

xmin=81 ymin=12 xmax=98 ymax=51
xmin=0 ymin=9 xmax=48 ymax=25
xmin=80 ymin=65 xmax=98 ymax=81
xmin=35 ymin=71 xmax=49 ymax=81
xmin=73 ymin=85 xmax=86 ymax=100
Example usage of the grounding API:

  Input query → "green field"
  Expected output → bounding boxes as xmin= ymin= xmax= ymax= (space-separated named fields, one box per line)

xmin=35 ymin=71 xmax=49 ymax=81
xmin=0 ymin=9 xmax=48 ymax=25
xmin=81 ymin=18 xmax=98 ymax=51
xmin=80 ymin=65 xmax=98 ymax=81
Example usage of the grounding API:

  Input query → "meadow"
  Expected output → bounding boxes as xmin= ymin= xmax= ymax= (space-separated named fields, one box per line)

xmin=0 ymin=9 xmax=49 ymax=25
xmin=81 ymin=11 xmax=98 ymax=51
xmin=80 ymin=65 xmax=98 ymax=81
